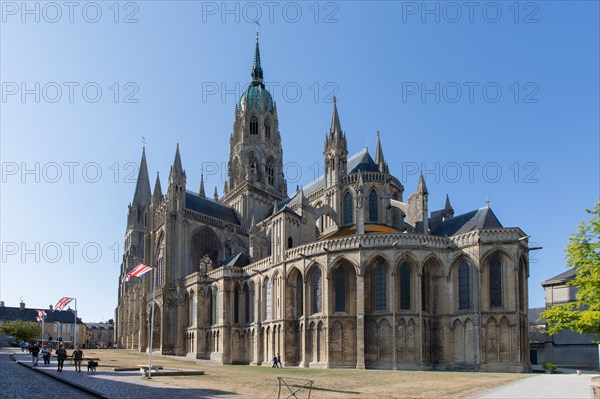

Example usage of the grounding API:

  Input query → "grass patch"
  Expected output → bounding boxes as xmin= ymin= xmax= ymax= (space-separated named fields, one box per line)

xmin=82 ymin=349 xmax=528 ymax=398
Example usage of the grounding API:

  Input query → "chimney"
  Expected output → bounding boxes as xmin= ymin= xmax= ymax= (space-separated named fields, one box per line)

xmin=49 ymin=304 xmax=54 ymax=312
xmin=19 ymin=301 xmax=25 ymax=310
xmin=0 ymin=301 xmax=4 ymax=307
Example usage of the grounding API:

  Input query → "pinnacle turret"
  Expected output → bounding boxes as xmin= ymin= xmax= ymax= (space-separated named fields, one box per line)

xmin=417 ymin=171 xmax=428 ymax=194
xmin=152 ymin=172 xmax=163 ymax=204
xmin=169 ymin=143 xmax=185 ymax=182
xmin=199 ymin=173 xmax=206 ymax=198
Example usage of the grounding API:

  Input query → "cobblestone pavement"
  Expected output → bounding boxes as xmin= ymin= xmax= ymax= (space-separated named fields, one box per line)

xmin=7 ymin=349 xmax=233 ymax=399
xmin=1 ymin=350 xmax=94 ymax=399
xmin=475 ymin=369 xmax=598 ymax=399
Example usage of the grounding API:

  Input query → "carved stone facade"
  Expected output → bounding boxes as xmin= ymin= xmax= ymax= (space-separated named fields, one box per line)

xmin=116 ymin=36 xmax=531 ymax=372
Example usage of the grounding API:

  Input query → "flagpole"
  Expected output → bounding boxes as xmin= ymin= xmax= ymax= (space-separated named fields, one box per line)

xmin=148 ymin=265 xmax=157 ymax=378
xmin=74 ymin=298 xmax=78 ymax=349
xmin=41 ymin=316 xmax=45 ymax=346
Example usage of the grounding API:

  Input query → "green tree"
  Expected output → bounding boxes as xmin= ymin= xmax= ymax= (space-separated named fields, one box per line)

xmin=0 ymin=320 xmax=43 ymax=342
xmin=540 ymin=200 xmax=600 ymax=336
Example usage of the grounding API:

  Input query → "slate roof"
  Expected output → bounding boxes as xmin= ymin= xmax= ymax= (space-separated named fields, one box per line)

xmin=303 ymin=148 xmax=379 ymax=196
xmin=348 ymin=149 xmax=380 ymax=173
xmin=528 ymin=307 xmax=545 ymax=324
xmin=432 ymin=206 xmax=503 ymax=236
xmin=222 ymin=252 xmax=250 ymax=267
xmin=0 ymin=306 xmax=84 ymax=324
xmin=185 ymin=192 xmax=240 ymax=225
xmin=542 ymin=268 xmax=576 ymax=286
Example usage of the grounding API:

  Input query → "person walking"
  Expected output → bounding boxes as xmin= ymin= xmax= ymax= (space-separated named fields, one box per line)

xmin=272 ymin=355 xmax=279 ymax=368
xmin=41 ymin=345 xmax=51 ymax=366
xmin=72 ymin=346 xmax=84 ymax=372
xmin=277 ymin=353 xmax=282 ymax=368
xmin=56 ymin=344 xmax=67 ymax=372
xmin=20 ymin=341 xmax=26 ymax=352
xmin=30 ymin=343 xmax=40 ymax=367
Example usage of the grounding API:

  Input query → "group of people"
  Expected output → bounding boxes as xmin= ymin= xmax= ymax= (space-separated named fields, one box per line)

xmin=272 ymin=353 xmax=283 ymax=368
xmin=25 ymin=342 xmax=85 ymax=372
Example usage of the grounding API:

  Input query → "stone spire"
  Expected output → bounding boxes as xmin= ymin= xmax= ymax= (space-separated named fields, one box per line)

xmin=330 ymin=96 xmax=342 ymax=137
xmin=323 ymin=96 xmax=348 ymax=188
xmin=213 ymin=186 xmax=219 ymax=201
xmin=152 ymin=172 xmax=163 ymax=205
xmin=417 ymin=170 xmax=428 ymax=194
xmin=199 ymin=173 xmax=206 ymax=198
xmin=170 ymin=143 xmax=185 ymax=181
xmin=251 ymin=32 xmax=264 ymax=85
xmin=132 ymin=147 xmax=151 ymax=208
xmin=374 ymin=130 xmax=388 ymax=174
xmin=374 ymin=131 xmax=384 ymax=165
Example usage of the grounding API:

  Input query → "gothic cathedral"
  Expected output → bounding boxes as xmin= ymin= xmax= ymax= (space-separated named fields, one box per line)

xmin=116 ymin=36 xmax=531 ymax=372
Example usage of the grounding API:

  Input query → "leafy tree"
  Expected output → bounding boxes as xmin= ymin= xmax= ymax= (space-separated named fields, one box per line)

xmin=540 ymin=200 xmax=600 ymax=336
xmin=0 ymin=320 xmax=42 ymax=342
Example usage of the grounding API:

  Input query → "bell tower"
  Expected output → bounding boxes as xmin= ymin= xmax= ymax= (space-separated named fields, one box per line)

xmin=221 ymin=34 xmax=286 ymax=228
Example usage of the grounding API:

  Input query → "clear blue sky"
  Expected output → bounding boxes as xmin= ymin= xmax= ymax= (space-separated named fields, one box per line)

xmin=1 ymin=1 xmax=598 ymax=322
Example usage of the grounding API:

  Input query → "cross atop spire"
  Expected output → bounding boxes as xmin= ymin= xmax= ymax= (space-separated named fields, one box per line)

xmin=251 ymin=32 xmax=264 ymax=85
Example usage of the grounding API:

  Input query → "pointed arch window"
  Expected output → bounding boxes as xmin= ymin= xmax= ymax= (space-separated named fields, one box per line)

xmin=421 ymin=269 xmax=430 ymax=313
xmin=244 ymin=285 xmax=250 ymax=323
xmin=343 ymin=192 xmax=353 ymax=225
xmin=334 ymin=267 xmax=346 ymax=312
xmin=312 ymin=269 xmax=322 ymax=314
xmin=399 ymin=263 xmax=411 ymax=310
xmin=214 ymin=289 xmax=220 ymax=324
xmin=375 ymin=263 xmax=387 ymax=311
xmin=458 ymin=261 xmax=470 ymax=310
xmin=264 ymin=119 xmax=271 ymax=139
xmin=265 ymin=277 xmax=272 ymax=320
xmin=208 ymin=290 xmax=214 ymax=324
xmin=368 ymin=189 xmax=378 ymax=222
xmin=234 ymin=287 xmax=239 ymax=323
xmin=250 ymin=116 xmax=258 ymax=135
xmin=391 ymin=193 xmax=399 ymax=227
xmin=266 ymin=158 xmax=274 ymax=186
xmin=489 ymin=257 xmax=503 ymax=308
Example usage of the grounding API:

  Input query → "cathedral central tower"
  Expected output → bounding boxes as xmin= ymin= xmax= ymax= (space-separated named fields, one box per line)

xmin=221 ymin=34 xmax=286 ymax=228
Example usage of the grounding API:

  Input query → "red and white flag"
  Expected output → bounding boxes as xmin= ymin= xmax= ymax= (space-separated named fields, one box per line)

xmin=128 ymin=263 xmax=153 ymax=278
xmin=54 ymin=297 xmax=74 ymax=311
xmin=36 ymin=316 xmax=42 ymax=322
xmin=37 ymin=310 xmax=47 ymax=319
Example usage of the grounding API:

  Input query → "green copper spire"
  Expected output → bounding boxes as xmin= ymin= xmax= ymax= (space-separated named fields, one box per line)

xmin=251 ymin=32 xmax=264 ymax=85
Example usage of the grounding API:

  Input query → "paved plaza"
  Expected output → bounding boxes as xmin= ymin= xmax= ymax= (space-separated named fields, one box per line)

xmin=474 ymin=369 xmax=598 ymax=399
xmin=2 ymin=348 xmax=597 ymax=398
xmin=2 ymin=348 xmax=231 ymax=399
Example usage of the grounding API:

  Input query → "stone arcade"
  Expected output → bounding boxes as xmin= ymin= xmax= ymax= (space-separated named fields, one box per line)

xmin=116 ymin=36 xmax=531 ymax=372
